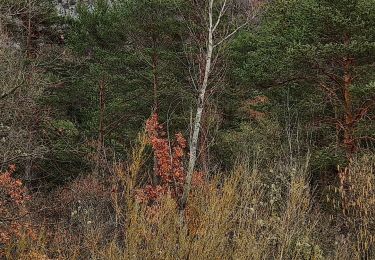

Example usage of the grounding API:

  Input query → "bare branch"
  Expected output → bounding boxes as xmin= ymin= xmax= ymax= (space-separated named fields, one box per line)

xmin=212 ymin=0 xmax=228 ymax=33
xmin=0 ymin=85 xmax=21 ymax=100
xmin=214 ymin=20 xmax=249 ymax=48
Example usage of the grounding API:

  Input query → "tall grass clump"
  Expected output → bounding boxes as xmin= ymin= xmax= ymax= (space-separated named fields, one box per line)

xmin=95 ymin=137 xmax=324 ymax=259
xmin=333 ymin=155 xmax=375 ymax=259
xmin=5 ymin=126 xmax=374 ymax=259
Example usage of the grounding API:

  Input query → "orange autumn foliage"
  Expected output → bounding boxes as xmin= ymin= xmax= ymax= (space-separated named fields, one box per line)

xmin=0 ymin=165 xmax=33 ymax=252
xmin=136 ymin=113 xmax=203 ymax=204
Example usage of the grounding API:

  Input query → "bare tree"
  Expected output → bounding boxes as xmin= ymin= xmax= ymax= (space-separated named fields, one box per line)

xmin=179 ymin=0 xmax=260 ymax=212
xmin=0 ymin=11 xmax=48 ymax=176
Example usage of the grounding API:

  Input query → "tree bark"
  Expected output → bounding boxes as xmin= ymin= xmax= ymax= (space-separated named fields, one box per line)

xmin=180 ymin=0 xmax=214 ymax=212
xmin=199 ymin=107 xmax=210 ymax=173
xmin=179 ymin=0 xmax=253 ymax=214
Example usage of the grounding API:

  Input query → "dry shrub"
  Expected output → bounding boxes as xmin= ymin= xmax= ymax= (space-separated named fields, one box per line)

xmin=335 ymin=155 xmax=375 ymax=259
xmin=10 ymin=131 xmax=373 ymax=259
xmin=96 ymin=146 xmax=324 ymax=260
xmin=19 ymin=174 xmax=114 ymax=259
xmin=230 ymin=161 xmax=323 ymax=260
xmin=106 ymin=167 xmax=237 ymax=259
xmin=136 ymin=113 xmax=203 ymax=205
xmin=0 ymin=19 xmax=47 ymax=176
xmin=0 ymin=165 xmax=34 ymax=257
xmin=3 ymin=137 xmax=326 ymax=260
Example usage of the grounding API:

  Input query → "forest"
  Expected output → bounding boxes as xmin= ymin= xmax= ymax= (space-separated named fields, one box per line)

xmin=0 ymin=0 xmax=375 ymax=259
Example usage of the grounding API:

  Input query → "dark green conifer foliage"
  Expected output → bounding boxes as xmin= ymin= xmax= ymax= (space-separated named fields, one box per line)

xmin=54 ymin=0 xmax=191 ymax=157
xmin=231 ymin=0 xmax=375 ymax=167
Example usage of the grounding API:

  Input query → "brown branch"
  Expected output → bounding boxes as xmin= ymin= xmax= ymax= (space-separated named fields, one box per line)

xmin=0 ymin=85 xmax=21 ymax=100
xmin=354 ymin=97 xmax=375 ymax=121
xmin=319 ymin=83 xmax=340 ymax=105
xmin=355 ymin=136 xmax=375 ymax=142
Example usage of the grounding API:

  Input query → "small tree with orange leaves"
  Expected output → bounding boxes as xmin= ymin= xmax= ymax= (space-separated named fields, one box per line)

xmin=136 ymin=113 xmax=203 ymax=205
xmin=0 ymin=165 xmax=33 ymax=254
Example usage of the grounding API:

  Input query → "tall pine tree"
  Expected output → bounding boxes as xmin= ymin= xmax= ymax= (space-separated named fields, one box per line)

xmin=232 ymin=0 xmax=375 ymax=158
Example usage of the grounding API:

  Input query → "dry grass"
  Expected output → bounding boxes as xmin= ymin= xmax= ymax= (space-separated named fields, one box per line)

xmin=4 ymin=135 xmax=375 ymax=259
xmin=97 ymin=158 xmax=324 ymax=260
xmin=333 ymin=156 xmax=375 ymax=259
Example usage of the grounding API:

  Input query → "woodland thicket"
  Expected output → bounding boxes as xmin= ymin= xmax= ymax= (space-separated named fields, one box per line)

xmin=0 ymin=0 xmax=375 ymax=259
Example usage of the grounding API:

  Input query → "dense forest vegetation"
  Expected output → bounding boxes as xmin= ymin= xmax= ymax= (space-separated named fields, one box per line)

xmin=1 ymin=0 xmax=375 ymax=259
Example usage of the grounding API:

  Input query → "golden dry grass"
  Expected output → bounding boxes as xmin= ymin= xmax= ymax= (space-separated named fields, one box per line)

xmin=4 ymin=135 xmax=375 ymax=259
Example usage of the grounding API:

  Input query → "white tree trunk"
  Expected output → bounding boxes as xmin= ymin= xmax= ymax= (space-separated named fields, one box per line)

xmin=180 ymin=0 xmax=215 ymax=211
xmin=179 ymin=0 xmax=255 ymax=213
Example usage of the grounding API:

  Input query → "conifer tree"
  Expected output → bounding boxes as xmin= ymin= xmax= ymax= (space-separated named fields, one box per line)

xmin=233 ymin=0 xmax=375 ymax=157
xmin=59 ymin=0 xmax=190 ymax=158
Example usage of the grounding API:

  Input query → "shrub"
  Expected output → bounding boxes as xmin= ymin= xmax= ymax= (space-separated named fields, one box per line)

xmin=136 ymin=113 xmax=203 ymax=204
xmin=337 ymin=156 xmax=375 ymax=259
xmin=0 ymin=165 xmax=33 ymax=256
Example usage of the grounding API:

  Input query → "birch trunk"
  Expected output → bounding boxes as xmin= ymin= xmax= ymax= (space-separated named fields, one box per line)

xmin=179 ymin=0 xmax=214 ymax=211
xmin=179 ymin=0 xmax=253 ymax=213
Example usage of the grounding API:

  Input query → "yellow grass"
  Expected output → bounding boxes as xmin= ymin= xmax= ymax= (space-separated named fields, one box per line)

xmin=5 ymin=138 xmax=375 ymax=259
